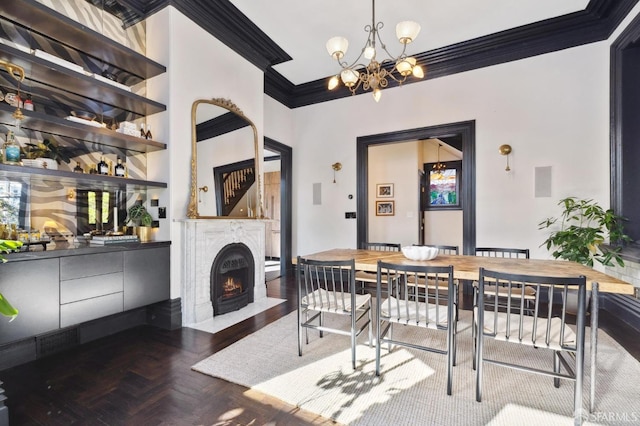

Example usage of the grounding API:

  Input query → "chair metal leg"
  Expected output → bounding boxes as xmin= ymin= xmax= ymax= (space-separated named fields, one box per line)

xmin=590 ymin=283 xmax=599 ymax=413
xmin=447 ymin=305 xmax=454 ymax=395
xmin=375 ymin=300 xmax=381 ymax=376
xmin=367 ymin=302 xmax=373 ymax=347
xmin=298 ymin=307 xmax=303 ymax=357
xmin=319 ymin=312 xmax=324 ymax=338
xmin=554 ymin=351 xmax=561 ymax=388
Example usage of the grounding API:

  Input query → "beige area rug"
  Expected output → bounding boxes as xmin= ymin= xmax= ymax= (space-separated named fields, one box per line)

xmin=192 ymin=310 xmax=640 ymax=425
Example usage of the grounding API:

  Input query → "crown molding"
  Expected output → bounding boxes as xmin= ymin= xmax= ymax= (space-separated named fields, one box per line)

xmin=196 ymin=112 xmax=250 ymax=142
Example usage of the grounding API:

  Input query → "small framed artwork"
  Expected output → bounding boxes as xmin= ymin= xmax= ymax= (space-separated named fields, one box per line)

xmin=376 ymin=183 xmax=394 ymax=198
xmin=376 ymin=200 xmax=395 ymax=216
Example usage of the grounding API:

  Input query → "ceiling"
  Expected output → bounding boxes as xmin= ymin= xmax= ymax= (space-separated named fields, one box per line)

xmin=229 ymin=0 xmax=589 ymax=85
xmin=107 ymin=0 xmax=637 ymax=106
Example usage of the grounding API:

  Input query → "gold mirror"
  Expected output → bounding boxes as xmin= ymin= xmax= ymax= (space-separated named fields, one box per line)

xmin=188 ymin=98 xmax=262 ymax=219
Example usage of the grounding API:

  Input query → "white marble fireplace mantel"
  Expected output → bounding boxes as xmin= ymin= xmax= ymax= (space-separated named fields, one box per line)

xmin=180 ymin=219 xmax=266 ymax=326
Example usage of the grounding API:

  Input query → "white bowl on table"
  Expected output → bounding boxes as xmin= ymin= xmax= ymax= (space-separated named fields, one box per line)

xmin=401 ymin=245 xmax=439 ymax=261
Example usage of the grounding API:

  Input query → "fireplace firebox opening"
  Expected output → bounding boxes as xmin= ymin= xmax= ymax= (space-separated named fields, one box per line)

xmin=210 ymin=243 xmax=255 ymax=316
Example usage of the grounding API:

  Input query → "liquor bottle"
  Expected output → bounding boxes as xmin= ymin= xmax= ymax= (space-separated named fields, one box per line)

xmin=2 ymin=130 xmax=21 ymax=165
xmin=114 ymin=157 xmax=125 ymax=177
xmin=145 ymin=125 xmax=152 ymax=140
xmin=89 ymin=165 xmax=98 ymax=175
xmin=140 ymin=123 xmax=146 ymax=138
xmin=97 ymin=155 xmax=109 ymax=175
xmin=73 ymin=162 xmax=84 ymax=173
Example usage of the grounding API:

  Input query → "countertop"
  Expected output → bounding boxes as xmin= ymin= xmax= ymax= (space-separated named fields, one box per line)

xmin=4 ymin=240 xmax=171 ymax=262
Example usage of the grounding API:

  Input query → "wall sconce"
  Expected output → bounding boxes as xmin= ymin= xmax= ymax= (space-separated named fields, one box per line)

xmin=332 ymin=162 xmax=342 ymax=183
xmin=499 ymin=144 xmax=512 ymax=172
xmin=198 ymin=185 xmax=208 ymax=203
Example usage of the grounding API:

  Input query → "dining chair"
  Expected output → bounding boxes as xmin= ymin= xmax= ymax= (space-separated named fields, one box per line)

xmin=475 ymin=268 xmax=587 ymax=424
xmin=297 ymin=256 xmax=372 ymax=369
xmin=430 ymin=244 xmax=459 ymax=255
xmin=355 ymin=242 xmax=401 ymax=294
xmin=375 ymin=260 xmax=458 ymax=395
xmin=472 ymin=247 xmax=533 ymax=358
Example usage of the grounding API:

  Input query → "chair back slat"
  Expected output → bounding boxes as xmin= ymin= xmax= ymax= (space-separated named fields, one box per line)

xmin=478 ymin=268 xmax=586 ymax=350
xmin=298 ymin=257 xmax=355 ymax=313
xmin=475 ymin=247 xmax=529 ymax=259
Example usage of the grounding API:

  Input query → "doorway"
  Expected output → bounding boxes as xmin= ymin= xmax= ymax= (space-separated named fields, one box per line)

xmin=356 ymin=121 xmax=476 ymax=254
xmin=264 ymin=137 xmax=293 ymax=277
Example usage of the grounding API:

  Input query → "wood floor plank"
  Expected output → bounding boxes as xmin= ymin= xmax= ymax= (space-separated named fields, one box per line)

xmin=0 ymin=274 xmax=636 ymax=425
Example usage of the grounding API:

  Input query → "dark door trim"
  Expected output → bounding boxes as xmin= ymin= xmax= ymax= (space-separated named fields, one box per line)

xmin=264 ymin=137 xmax=293 ymax=274
xmin=356 ymin=121 xmax=476 ymax=255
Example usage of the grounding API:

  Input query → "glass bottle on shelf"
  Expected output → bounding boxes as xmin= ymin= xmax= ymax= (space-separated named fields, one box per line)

xmin=2 ymin=130 xmax=21 ymax=165
xmin=114 ymin=157 xmax=126 ymax=177
xmin=23 ymin=95 xmax=34 ymax=111
xmin=89 ymin=165 xmax=97 ymax=174
xmin=73 ymin=162 xmax=84 ymax=173
xmin=140 ymin=123 xmax=146 ymax=138
xmin=145 ymin=125 xmax=152 ymax=140
xmin=97 ymin=155 xmax=109 ymax=175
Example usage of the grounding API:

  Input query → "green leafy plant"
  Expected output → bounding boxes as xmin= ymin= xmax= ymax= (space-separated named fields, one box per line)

xmin=0 ymin=239 xmax=23 ymax=321
xmin=538 ymin=197 xmax=632 ymax=267
xmin=126 ymin=203 xmax=153 ymax=227
xmin=23 ymin=138 xmax=72 ymax=164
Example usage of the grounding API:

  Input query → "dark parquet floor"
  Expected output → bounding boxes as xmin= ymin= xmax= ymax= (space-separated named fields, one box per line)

xmin=1 ymin=274 xmax=638 ymax=425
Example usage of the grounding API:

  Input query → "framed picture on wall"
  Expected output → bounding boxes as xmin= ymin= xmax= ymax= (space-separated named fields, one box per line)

xmin=376 ymin=200 xmax=395 ymax=216
xmin=424 ymin=160 xmax=462 ymax=210
xmin=376 ymin=183 xmax=394 ymax=198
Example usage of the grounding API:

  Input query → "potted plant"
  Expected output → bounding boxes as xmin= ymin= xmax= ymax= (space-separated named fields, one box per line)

xmin=126 ymin=203 xmax=153 ymax=241
xmin=0 ymin=239 xmax=23 ymax=321
xmin=23 ymin=138 xmax=72 ymax=170
xmin=538 ymin=197 xmax=631 ymax=267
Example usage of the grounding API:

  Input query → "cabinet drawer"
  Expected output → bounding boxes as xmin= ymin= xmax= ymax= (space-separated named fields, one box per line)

xmin=60 ymin=272 xmax=124 ymax=304
xmin=60 ymin=252 xmax=123 ymax=280
xmin=60 ymin=292 xmax=123 ymax=328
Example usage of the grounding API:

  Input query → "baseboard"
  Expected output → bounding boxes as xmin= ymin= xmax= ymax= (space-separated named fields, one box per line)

xmin=601 ymin=293 xmax=640 ymax=332
xmin=0 ymin=298 xmax=182 ymax=372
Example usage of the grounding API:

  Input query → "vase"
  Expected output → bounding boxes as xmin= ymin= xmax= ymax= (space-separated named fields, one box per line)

xmin=135 ymin=226 xmax=152 ymax=242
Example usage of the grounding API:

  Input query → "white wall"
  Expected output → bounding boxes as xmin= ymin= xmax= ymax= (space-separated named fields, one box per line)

xmin=146 ymin=7 xmax=264 ymax=298
xmin=368 ymin=141 xmax=420 ymax=246
xmin=292 ymin=41 xmax=609 ymax=259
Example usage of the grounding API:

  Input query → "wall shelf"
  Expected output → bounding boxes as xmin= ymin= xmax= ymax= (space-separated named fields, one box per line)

xmin=0 ymin=44 xmax=166 ymax=117
xmin=1 ymin=0 xmax=166 ymax=81
xmin=0 ymin=163 xmax=167 ymax=191
xmin=0 ymin=104 xmax=166 ymax=154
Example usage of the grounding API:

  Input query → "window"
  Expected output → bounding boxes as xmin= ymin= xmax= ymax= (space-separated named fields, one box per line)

xmin=423 ymin=160 xmax=462 ymax=210
xmin=0 ymin=180 xmax=27 ymax=227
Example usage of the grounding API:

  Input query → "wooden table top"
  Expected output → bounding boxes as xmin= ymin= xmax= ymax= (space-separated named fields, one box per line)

xmin=297 ymin=249 xmax=634 ymax=295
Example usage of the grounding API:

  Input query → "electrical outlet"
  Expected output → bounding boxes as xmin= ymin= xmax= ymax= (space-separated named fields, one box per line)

xmin=345 ymin=212 xmax=357 ymax=219
xmin=151 ymin=199 xmax=159 ymax=207
xmin=158 ymin=207 xmax=166 ymax=218
xmin=151 ymin=220 xmax=160 ymax=228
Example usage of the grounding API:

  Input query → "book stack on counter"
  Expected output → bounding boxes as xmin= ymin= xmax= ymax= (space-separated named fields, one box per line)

xmin=89 ymin=235 xmax=140 ymax=245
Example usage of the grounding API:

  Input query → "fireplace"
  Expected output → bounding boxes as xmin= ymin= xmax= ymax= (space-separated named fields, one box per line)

xmin=210 ymin=243 xmax=255 ymax=315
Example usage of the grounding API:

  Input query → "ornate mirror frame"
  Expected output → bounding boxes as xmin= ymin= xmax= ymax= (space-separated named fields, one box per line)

xmin=187 ymin=98 xmax=263 ymax=219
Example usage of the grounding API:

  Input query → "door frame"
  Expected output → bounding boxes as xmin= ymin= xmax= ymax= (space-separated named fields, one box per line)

xmin=264 ymin=137 xmax=293 ymax=274
xmin=356 ymin=121 xmax=476 ymax=255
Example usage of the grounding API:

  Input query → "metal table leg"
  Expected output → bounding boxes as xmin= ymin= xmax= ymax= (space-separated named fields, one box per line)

xmin=590 ymin=282 xmax=599 ymax=413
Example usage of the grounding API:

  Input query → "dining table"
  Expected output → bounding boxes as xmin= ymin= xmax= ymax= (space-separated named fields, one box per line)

xmin=297 ymin=248 xmax=635 ymax=412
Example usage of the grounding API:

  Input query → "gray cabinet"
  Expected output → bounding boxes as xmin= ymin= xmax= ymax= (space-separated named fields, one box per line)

xmin=0 ymin=258 xmax=59 ymax=345
xmin=124 ymin=246 xmax=170 ymax=310
xmin=59 ymin=252 xmax=124 ymax=327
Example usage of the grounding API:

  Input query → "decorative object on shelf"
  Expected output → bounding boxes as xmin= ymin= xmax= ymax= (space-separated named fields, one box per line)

xmin=538 ymin=197 xmax=632 ymax=267
xmin=376 ymin=183 xmax=393 ymax=198
xmin=73 ymin=162 xmax=84 ymax=173
xmin=114 ymin=158 xmax=125 ymax=177
xmin=2 ymin=130 xmax=21 ymax=165
xmin=0 ymin=59 xmax=25 ymax=121
xmin=499 ymin=144 xmax=512 ymax=171
xmin=145 ymin=125 xmax=152 ymax=140
xmin=23 ymin=139 xmax=72 ymax=165
xmin=331 ymin=162 xmax=342 ymax=183
xmin=325 ymin=0 xmax=424 ymax=102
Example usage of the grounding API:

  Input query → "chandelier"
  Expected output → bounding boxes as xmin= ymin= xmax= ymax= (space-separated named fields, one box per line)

xmin=433 ymin=143 xmax=446 ymax=172
xmin=325 ymin=0 xmax=425 ymax=102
